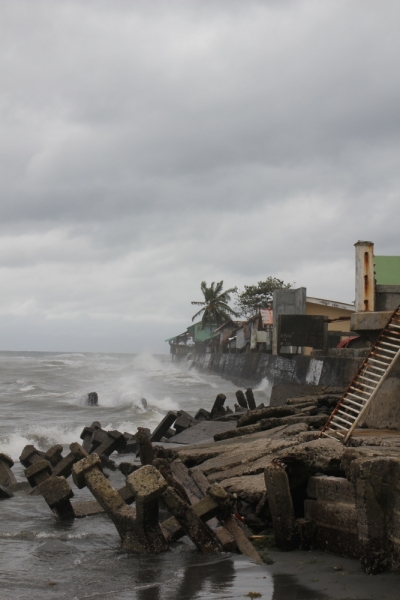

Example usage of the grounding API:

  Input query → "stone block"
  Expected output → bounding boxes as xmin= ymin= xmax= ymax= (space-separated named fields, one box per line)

xmin=39 ymin=476 xmax=73 ymax=507
xmin=126 ymin=465 xmax=168 ymax=501
xmin=351 ymin=311 xmax=392 ymax=332
xmin=307 ymin=476 xmax=355 ymax=503
xmin=304 ymin=499 xmax=357 ymax=532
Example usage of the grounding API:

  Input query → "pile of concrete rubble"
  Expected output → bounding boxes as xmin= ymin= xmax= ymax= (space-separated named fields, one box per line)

xmin=2 ymin=386 xmax=400 ymax=575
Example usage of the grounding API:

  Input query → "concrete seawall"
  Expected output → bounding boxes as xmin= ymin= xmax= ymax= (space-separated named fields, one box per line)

xmin=193 ymin=353 xmax=363 ymax=405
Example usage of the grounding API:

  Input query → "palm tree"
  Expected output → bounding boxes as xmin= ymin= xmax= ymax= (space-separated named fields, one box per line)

xmin=191 ymin=281 xmax=239 ymax=329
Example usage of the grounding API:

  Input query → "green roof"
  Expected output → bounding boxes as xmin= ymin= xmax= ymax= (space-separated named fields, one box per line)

xmin=375 ymin=256 xmax=400 ymax=285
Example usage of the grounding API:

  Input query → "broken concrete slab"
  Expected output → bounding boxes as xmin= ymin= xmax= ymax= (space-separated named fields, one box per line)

xmin=150 ymin=411 xmax=178 ymax=442
xmin=224 ymin=515 xmax=264 ymax=564
xmin=237 ymin=406 xmax=298 ymax=427
xmin=151 ymin=458 xmax=190 ymax=503
xmin=171 ymin=421 xmax=235 ymax=445
xmin=341 ymin=446 xmax=400 ymax=479
xmin=205 ymin=439 xmax=304 ymax=484
xmin=169 ymin=459 xmax=203 ymax=504
xmin=219 ymin=473 xmax=266 ymax=504
xmin=214 ymin=415 xmax=327 ymax=441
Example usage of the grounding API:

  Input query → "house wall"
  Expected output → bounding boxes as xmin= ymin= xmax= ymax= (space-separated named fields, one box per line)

xmin=359 ymin=352 xmax=400 ymax=430
xmin=306 ymin=302 xmax=352 ymax=333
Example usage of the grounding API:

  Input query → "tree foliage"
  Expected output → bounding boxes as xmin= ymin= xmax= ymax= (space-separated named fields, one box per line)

xmin=235 ymin=277 xmax=293 ymax=318
xmin=191 ymin=281 xmax=239 ymax=329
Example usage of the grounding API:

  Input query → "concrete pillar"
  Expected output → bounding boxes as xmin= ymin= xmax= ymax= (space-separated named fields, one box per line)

xmin=264 ymin=462 xmax=298 ymax=550
xmin=272 ymin=287 xmax=306 ymax=355
xmin=127 ymin=465 xmax=169 ymax=554
xmin=355 ymin=241 xmax=375 ymax=312
xmin=350 ymin=457 xmax=392 ymax=574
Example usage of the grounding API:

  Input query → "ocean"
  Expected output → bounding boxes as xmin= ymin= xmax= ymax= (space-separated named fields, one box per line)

xmin=1 ymin=350 xmax=367 ymax=600
xmin=0 ymin=351 xmax=272 ymax=600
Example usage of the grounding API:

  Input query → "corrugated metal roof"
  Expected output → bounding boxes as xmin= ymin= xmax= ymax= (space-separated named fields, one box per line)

xmin=213 ymin=319 xmax=246 ymax=333
xmin=306 ymin=296 xmax=354 ymax=311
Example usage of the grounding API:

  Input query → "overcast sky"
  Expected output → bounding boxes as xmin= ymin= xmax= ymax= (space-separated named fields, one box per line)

xmin=1 ymin=0 xmax=399 ymax=353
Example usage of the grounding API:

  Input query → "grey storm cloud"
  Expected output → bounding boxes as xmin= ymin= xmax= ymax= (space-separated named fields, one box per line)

xmin=0 ymin=0 xmax=400 ymax=352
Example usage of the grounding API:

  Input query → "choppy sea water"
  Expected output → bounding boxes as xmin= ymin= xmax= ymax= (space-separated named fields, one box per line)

xmin=0 ymin=351 xmax=333 ymax=599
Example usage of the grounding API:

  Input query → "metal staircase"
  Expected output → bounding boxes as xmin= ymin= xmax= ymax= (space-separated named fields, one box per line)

xmin=321 ymin=305 xmax=400 ymax=443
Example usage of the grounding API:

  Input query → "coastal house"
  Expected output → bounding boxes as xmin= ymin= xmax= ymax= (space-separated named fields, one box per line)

xmin=213 ymin=320 xmax=246 ymax=353
xmin=186 ymin=322 xmax=219 ymax=354
xmin=165 ymin=331 xmax=192 ymax=361
xmin=305 ymin=296 xmax=355 ymax=349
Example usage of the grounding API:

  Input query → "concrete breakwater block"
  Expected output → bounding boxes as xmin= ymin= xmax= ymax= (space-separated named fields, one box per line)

xmin=171 ymin=421 xmax=236 ymax=445
xmin=87 ymin=392 xmax=98 ymax=406
xmin=0 ymin=483 xmax=14 ymax=499
xmin=150 ymin=411 xmax=178 ymax=442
